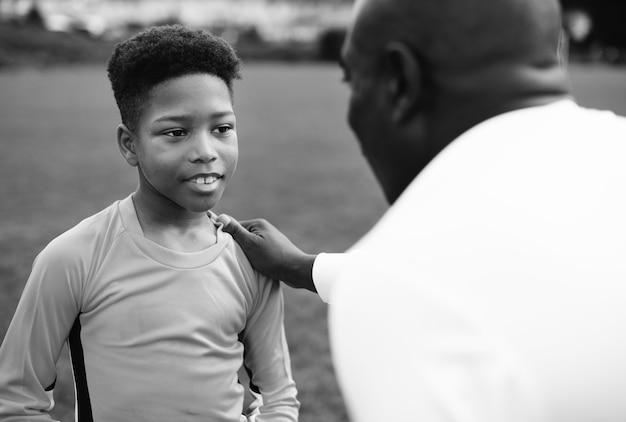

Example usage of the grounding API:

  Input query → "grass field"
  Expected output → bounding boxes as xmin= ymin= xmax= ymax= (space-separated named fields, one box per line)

xmin=1 ymin=62 xmax=625 ymax=421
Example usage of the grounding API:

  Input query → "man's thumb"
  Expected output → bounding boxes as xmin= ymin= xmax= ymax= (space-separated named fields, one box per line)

xmin=217 ymin=214 xmax=250 ymax=244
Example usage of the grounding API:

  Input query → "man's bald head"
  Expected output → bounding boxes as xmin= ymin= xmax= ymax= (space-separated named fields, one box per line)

xmin=350 ymin=0 xmax=564 ymax=73
xmin=341 ymin=0 xmax=571 ymax=203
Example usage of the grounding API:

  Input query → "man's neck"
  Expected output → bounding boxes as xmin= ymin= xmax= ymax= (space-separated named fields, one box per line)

xmin=432 ymin=63 xmax=572 ymax=154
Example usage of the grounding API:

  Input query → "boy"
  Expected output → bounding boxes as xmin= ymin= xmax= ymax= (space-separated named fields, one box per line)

xmin=0 ymin=25 xmax=299 ymax=421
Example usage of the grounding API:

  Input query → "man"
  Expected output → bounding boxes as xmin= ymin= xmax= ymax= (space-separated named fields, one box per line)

xmin=219 ymin=0 xmax=626 ymax=420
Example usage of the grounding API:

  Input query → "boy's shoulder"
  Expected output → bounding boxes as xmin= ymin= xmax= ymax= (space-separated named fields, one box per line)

xmin=218 ymin=229 xmax=256 ymax=279
xmin=38 ymin=198 xmax=127 ymax=266
xmin=213 ymin=221 xmax=274 ymax=291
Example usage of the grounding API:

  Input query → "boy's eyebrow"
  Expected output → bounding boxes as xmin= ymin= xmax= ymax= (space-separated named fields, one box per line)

xmin=153 ymin=111 xmax=235 ymax=123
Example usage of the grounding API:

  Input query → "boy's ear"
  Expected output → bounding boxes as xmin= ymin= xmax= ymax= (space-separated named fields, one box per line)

xmin=382 ymin=41 xmax=423 ymax=124
xmin=117 ymin=124 xmax=139 ymax=167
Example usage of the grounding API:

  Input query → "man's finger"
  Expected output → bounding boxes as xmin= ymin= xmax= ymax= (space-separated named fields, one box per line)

xmin=217 ymin=214 xmax=252 ymax=243
xmin=216 ymin=213 xmax=233 ymax=227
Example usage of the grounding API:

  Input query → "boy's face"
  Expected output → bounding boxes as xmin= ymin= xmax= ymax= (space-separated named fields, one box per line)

xmin=119 ymin=73 xmax=238 ymax=214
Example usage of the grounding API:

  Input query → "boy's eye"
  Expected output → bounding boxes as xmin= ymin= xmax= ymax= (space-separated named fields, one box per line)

xmin=163 ymin=129 xmax=187 ymax=137
xmin=214 ymin=125 xmax=234 ymax=134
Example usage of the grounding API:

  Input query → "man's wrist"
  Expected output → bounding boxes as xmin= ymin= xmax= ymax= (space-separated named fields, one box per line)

xmin=283 ymin=253 xmax=317 ymax=293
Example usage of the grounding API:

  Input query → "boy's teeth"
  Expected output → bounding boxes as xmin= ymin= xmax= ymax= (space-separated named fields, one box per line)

xmin=192 ymin=176 xmax=218 ymax=184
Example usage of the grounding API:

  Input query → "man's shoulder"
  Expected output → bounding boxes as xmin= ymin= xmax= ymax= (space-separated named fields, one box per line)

xmin=576 ymin=104 xmax=626 ymax=133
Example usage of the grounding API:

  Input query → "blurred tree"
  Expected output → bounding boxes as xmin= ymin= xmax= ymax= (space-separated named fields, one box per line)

xmin=24 ymin=0 xmax=44 ymax=28
xmin=317 ymin=27 xmax=346 ymax=62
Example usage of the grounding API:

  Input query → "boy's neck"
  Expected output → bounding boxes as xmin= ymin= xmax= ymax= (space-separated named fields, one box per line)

xmin=131 ymin=191 xmax=218 ymax=253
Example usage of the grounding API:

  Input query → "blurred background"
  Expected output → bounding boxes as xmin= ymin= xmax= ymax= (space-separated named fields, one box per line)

xmin=1 ymin=0 xmax=625 ymax=66
xmin=0 ymin=0 xmax=353 ymax=65
xmin=1 ymin=1 xmax=625 ymax=422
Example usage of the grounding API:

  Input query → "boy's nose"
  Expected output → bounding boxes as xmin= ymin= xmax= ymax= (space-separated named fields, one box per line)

xmin=190 ymin=132 xmax=218 ymax=163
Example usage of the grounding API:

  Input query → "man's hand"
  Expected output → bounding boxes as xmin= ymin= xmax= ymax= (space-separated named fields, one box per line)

xmin=217 ymin=215 xmax=318 ymax=293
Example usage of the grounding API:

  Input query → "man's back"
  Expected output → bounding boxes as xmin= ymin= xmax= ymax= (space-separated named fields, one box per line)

xmin=331 ymin=100 xmax=626 ymax=422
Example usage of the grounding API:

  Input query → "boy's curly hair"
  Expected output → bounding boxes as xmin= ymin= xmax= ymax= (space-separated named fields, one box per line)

xmin=107 ymin=24 xmax=242 ymax=131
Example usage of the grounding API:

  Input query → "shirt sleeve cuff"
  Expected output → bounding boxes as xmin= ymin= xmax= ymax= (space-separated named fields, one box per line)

xmin=312 ymin=252 xmax=349 ymax=304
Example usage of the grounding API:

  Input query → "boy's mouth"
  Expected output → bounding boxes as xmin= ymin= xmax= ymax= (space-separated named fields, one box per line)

xmin=187 ymin=174 xmax=222 ymax=185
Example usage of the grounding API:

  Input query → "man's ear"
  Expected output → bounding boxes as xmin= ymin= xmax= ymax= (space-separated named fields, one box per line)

xmin=382 ymin=41 xmax=423 ymax=124
xmin=117 ymin=124 xmax=139 ymax=167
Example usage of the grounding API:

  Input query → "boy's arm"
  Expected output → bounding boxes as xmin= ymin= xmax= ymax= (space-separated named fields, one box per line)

xmin=0 ymin=239 xmax=83 ymax=421
xmin=240 ymin=277 xmax=300 ymax=422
